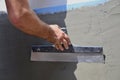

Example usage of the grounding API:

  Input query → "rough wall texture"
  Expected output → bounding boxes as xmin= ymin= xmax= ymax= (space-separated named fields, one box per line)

xmin=0 ymin=0 xmax=120 ymax=80
xmin=64 ymin=0 xmax=120 ymax=80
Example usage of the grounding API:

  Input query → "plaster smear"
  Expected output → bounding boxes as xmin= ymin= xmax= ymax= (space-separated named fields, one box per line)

xmin=64 ymin=0 xmax=120 ymax=80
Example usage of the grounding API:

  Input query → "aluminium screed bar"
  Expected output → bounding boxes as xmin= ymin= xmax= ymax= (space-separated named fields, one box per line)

xmin=31 ymin=45 xmax=104 ymax=63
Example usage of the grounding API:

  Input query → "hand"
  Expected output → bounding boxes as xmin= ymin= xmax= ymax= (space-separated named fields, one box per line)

xmin=46 ymin=24 xmax=71 ymax=51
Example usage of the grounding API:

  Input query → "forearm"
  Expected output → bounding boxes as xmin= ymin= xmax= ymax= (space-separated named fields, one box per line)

xmin=12 ymin=9 xmax=50 ymax=39
xmin=5 ymin=0 xmax=50 ymax=39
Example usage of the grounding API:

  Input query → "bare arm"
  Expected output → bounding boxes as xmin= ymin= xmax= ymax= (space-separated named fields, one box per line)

xmin=5 ymin=0 xmax=70 ymax=50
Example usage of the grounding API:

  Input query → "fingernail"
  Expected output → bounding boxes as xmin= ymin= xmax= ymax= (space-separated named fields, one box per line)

xmin=61 ymin=49 xmax=64 ymax=51
xmin=69 ymin=42 xmax=71 ymax=45
xmin=62 ymin=47 xmax=64 ymax=51
xmin=56 ymin=48 xmax=59 ymax=50
xmin=66 ymin=46 xmax=69 ymax=49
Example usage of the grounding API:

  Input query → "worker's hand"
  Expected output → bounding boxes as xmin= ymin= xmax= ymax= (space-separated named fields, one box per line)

xmin=46 ymin=24 xmax=71 ymax=51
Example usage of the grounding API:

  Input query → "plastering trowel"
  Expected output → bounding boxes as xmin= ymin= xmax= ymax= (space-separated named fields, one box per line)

xmin=30 ymin=28 xmax=105 ymax=63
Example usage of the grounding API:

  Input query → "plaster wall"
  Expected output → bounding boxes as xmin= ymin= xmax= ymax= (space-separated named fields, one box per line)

xmin=0 ymin=0 xmax=120 ymax=80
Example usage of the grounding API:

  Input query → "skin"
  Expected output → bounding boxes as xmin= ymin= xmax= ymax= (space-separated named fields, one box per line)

xmin=5 ymin=0 xmax=71 ymax=51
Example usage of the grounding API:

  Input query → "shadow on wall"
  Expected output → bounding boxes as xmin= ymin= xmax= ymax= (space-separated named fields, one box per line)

xmin=0 ymin=0 xmax=77 ymax=80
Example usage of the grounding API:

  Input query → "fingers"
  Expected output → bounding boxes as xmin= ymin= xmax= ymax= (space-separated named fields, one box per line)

xmin=55 ymin=33 xmax=71 ymax=51
xmin=62 ymin=39 xmax=69 ymax=50
xmin=48 ymin=24 xmax=71 ymax=51
xmin=55 ymin=43 xmax=64 ymax=51
xmin=64 ymin=33 xmax=71 ymax=45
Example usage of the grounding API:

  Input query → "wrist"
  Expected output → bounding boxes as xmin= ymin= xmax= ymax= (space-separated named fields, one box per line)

xmin=42 ymin=25 xmax=52 ymax=40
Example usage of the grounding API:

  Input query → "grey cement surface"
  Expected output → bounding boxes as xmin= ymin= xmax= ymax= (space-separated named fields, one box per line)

xmin=0 ymin=11 xmax=77 ymax=80
xmin=0 ymin=0 xmax=120 ymax=80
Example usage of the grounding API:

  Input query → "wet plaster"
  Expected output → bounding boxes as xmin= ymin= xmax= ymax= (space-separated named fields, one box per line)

xmin=63 ymin=0 xmax=120 ymax=80
xmin=0 ymin=0 xmax=120 ymax=80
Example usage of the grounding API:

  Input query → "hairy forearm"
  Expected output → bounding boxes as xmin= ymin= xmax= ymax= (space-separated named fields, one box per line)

xmin=5 ymin=0 xmax=50 ymax=39
xmin=12 ymin=9 xmax=50 ymax=39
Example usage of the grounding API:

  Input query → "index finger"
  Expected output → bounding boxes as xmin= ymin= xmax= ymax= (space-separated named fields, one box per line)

xmin=64 ymin=33 xmax=71 ymax=45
